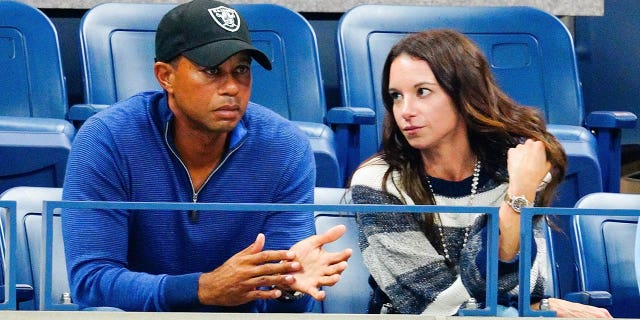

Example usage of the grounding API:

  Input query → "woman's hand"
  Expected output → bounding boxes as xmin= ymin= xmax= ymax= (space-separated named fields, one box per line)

xmin=506 ymin=139 xmax=552 ymax=199
xmin=499 ymin=139 xmax=552 ymax=260
xmin=543 ymin=298 xmax=613 ymax=318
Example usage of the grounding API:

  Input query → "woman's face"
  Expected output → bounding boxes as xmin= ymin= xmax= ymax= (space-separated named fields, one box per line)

xmin=388 ymin=53 xmax=467 ymax=152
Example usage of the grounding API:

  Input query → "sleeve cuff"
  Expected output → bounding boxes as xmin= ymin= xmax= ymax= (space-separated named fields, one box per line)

xmin=163 ymin=273 xmax=202 ymax=311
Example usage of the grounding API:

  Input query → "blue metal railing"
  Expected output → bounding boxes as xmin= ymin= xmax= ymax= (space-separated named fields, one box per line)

xmin=519 ymin=206 xmax=640 ymax=317
xmin=0 ymin=200 xmax=17 ymax=310
xmin=42 ymin=201 xmax=500 ymax=314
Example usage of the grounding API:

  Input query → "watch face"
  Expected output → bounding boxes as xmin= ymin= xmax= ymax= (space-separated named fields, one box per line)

xmin=504 ymin=193 xmax=531 ymax=213
xmin=512 ymin=196 xmax=529 ymax=212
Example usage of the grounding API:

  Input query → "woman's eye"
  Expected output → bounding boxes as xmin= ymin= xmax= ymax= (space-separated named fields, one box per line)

xmin=418 ymin=88 xmax=431 ymax=96
xmin=389 ymin=92 xmax=402 ymax=101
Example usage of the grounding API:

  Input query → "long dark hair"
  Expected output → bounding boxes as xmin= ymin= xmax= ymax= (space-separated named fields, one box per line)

xmin=377 ymin=29 xmax=566 ymax=214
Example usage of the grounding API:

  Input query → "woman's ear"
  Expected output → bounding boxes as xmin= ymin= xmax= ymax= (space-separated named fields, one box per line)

xmin=154 ymin=61 xmax=174 ymax=93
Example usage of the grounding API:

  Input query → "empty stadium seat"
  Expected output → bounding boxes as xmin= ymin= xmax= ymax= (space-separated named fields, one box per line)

xmin=334 ymin=4 xmax=635 ymax=299
xmin=575 ymin=0 xmax=640 ymax=149
xmin=313 ymin=187 xmax=371 ymax=313
xmin=0 ymin=2 xmax=74 ymax=306
xmin=571 ymin=192 xmax=640 ymax=318
xmin=70 ymin=2 xmax=363 ymax=187
xmin=0 ymin=187 xmax=72 ymax=310
xmin=0 ymin=1 xmax=68 ymax=120
xmin=0 ymin=1 xmax=75 ymax=199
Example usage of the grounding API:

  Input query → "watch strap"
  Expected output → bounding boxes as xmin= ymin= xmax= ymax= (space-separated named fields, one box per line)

xmin=504 ymin=193 xmax=531 ymax=213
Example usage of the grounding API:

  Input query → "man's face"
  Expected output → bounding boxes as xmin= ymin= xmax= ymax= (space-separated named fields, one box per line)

xmin=163 ymin=52 xmax=252 ymax=134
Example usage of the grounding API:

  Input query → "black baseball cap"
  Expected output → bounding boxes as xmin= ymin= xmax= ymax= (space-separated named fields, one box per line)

xmin=155 ymin=0 xmax=272 ymax=70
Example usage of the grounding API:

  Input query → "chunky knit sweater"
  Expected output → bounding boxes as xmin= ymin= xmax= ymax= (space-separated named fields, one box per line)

xmin=350 ymin=156 xmax=548 ymax=315
xmin=62 ymin=91 xmax=316 ymax=312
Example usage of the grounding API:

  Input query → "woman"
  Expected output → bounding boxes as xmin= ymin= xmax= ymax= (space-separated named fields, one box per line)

xmin=349 ymin=29 xmax=610 ymax=317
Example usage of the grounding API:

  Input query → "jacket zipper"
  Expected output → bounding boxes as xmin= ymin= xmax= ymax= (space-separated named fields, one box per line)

xmin=164 ymin=123 xmax=245 ymax=222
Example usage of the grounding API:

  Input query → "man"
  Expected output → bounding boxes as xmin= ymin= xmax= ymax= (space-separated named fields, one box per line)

xmin=62 ymin=0 xmax=351 ymax=312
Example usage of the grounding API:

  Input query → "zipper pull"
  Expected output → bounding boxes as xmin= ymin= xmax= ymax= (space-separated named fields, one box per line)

xmin=189 ymin=193 xmax=198 ymax=223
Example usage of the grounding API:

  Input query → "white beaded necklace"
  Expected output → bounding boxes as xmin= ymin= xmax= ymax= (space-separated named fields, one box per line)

xmin=424 ymin=159 xmax=481 ymax=264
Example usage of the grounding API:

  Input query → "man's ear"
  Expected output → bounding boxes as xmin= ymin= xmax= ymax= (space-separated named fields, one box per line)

xmin=154 ymin=61 xmax=175 ymax=93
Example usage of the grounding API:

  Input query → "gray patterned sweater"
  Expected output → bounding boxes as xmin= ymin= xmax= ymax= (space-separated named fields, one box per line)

xmin=350 ymin=157 xmax=548 ymax=315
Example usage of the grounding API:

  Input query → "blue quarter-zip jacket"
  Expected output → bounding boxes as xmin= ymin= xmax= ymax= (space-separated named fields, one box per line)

xmin=62 ymin=91 xmax=316 ymax=312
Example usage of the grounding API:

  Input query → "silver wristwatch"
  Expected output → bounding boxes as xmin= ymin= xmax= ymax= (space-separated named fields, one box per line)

xmin=272 ymin=285 xmax=305 ymax=302
xmin=504 ymin=193 xmax=531 ymax=213
xmin=277 ymin=289 xmax=305 ymax=302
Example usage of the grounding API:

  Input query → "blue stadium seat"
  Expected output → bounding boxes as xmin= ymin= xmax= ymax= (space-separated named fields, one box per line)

xmin=637 ymin=215 xmax=640 ymax=297
xmin=0 ymin=1 xmax=75 ymax=194
xmin=571 ymin=192 xmax=640 ymax=318
xmin=0 ymin=129 xmax=71 ymax=196
xmin=0 ymin=2 xmax=74 ymax=306
xmin=0 ymin=1 xmax=68 ymax=119
xmin=335 ymin=5 xmax=636 ymax=194
xmin=575 ymin=0 xmax=640 ymax=149
xmin=313 ymin=187 xmax=371 ymax=313
xmin=70 ymin=2 xmax=360 ymax=187
xmin=0 ymin=187 xmax=71 ymax=311
xmin=334 ymin=5 xmax=636 ymax=299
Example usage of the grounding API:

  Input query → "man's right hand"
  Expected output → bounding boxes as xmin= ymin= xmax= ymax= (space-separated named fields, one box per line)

xmin=196 ymin=233 xmax=303 ymax=306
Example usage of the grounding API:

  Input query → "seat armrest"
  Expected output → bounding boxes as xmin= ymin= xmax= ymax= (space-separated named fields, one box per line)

xmin=564 ymin=290 xmax=612 ymax=307
xmin=16 ymin=283 xmax=34 ymax=303
xmin=68 ymin=104 xmax=111 ymax=121
xmin=0 ymin=283 xmax=34 ymax=303
xmin=326 ymin=107 xmax=376 ymax=182
xmin=583 ymin=111 xmax=637 ymax=192
xmin=585 ymin=111 xmax=637 ymax=129
xmin=0 ymin=116 xmax=76 ymax=140
xmin=326 ymin=107 xmax=375 ymax=125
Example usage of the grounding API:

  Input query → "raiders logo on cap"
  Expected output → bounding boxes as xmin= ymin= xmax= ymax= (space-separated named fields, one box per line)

xmin=208 ymin=6 xmax=240 ymax=32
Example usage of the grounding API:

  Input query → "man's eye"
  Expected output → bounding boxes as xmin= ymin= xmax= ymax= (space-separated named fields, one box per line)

xmin=235 ymin=65 xmax=250 ymax=74
xmin=203 ymin=67 xmax=219 ymax=76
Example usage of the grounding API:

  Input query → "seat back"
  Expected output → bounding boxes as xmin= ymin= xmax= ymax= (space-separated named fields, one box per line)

xmin=575 ymin=0 xmax=640 ymax=146
xmin=76 ymin=2 xmax=341 ymax=187
xmin=0 ymin=187 xmax=67 ymax=310
xmin=573 ymin=192 xmax=640 ymax=318
xmin=0 ymin=1 xmax=68 ymax=119
xmin=313 ymin=187 xmax=371 ymax=313
xmin=337 ymin=5 xmax=584 ymax=163
xmin=0 ymin=1 xmax=75 ymax=194
xmin=80 ymin=3 xmax=326 ymax=123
